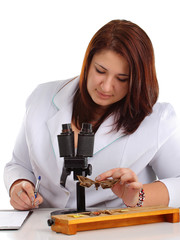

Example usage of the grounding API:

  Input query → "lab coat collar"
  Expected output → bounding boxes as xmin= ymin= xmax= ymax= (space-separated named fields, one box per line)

xmin=52 ymin=77 xmax=79 ymax=110
xmin=47 ymin=77 xmax=125 ymax=159
xmin=93 ymin=115 xmax=125 ymax=155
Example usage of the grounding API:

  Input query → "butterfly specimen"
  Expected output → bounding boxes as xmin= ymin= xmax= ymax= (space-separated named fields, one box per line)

xmin=77 ymin=175 xmax=120 ymax=190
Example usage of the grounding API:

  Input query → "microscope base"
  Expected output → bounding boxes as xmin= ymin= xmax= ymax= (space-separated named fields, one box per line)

xmin=50 ymin=208 xmax=100 ymax=216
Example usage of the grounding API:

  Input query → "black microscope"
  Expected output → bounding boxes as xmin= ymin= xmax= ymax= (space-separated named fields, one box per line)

xmin=51 ymin=122 xmax=94 ymax=216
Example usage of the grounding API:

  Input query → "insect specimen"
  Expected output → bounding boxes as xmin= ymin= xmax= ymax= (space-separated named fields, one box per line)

xmin=77 ymin=175 xmax=120 ymax=190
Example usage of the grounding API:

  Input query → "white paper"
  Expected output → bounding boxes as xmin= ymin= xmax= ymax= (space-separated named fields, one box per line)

xmin=0 ymin=210 xmax=31 ymax=230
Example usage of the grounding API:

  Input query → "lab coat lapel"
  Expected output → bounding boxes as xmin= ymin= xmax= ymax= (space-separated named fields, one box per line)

xmin=47 ymin=78 xmax=79 ymax=160
xmin=47 ymin=107 xmax=72 ymax=160
xmin=93 ymin=115 xmax=125 ymax=155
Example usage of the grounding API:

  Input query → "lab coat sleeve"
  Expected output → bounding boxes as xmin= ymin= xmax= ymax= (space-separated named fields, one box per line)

xmin=3 ymin=80 xmax=65 ymax=196
xmin=4 ymin=116 xmax=36 ymax=194
xmin=3 ymin=88 xmax=40 ymax=194
xmin=149 ymin=103 xmax=180 ymax=207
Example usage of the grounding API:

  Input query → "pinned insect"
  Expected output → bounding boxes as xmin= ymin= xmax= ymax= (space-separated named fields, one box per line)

xmin=67 ymin=209 xmax=129 ymax=218
xmin=77 ymin=175 xmax=120 ymax=190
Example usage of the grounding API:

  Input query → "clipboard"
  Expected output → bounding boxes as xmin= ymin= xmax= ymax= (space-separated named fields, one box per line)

xmin=0 ymin=210 xmax=32 ymax=230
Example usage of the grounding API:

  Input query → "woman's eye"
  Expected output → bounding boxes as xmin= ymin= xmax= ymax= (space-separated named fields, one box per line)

xmin=95 ymin=68 xmax=105 ymax=74
xmin=117 ymin=78 xmax=129 ymax=82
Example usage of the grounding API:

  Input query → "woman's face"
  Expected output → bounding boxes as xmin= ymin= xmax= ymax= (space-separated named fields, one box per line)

xmin=87 ymin=50 xmax=129 ymax=109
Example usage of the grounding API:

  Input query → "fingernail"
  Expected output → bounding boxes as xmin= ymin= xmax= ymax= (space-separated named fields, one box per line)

xmin=35 ymin=200 xmax=40 ymax=206
xmin=31 ymin=197 xmax=34 ymax=206
xmin=95 ymin=176 xmax=101 ymax=181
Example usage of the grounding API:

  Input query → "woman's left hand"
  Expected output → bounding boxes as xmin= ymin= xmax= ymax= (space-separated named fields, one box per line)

xmin=96 ymin=168 xmax=143 ymax=207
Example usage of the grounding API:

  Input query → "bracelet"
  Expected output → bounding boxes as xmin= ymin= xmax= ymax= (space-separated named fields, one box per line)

xmin=124 ymin=188 xmax=145 ymax=208
xmin=136 ymin=188 xmax=145 ymax=207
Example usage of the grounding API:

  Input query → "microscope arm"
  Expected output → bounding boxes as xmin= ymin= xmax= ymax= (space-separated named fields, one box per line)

xmin=60 ymin=166 xmax=71 ymax=187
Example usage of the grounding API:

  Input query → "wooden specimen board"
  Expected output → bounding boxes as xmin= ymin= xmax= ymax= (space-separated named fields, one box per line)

xmin=50 ymin=206 xmax=180 ymax=235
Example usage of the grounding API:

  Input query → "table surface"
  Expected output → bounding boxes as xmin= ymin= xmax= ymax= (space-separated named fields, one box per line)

xmin=1 ymin=208 xmax=180 ymax=240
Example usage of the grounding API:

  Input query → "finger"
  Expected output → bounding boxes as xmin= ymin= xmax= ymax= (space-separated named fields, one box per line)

xmin=10 ymin=198 xmax=30 ymax=210
xmin=34 ymin=194 xmax=43 ymax=207
xmin=96 ymin=168 xmax=132 ymax=181
xmin=111 ymin=167 xmax=136 ymax=179
xmin=11 ymin=187 xmax=33 ymax=208
xmin=120 ymin=171 xmax=138 ymax=185
xmin=96 ymin=168 xmax=120 ymax=181
xmin=14 ymin=190 xmax=42 ymax=209
xmin=10 ymin=194 xmax=32 ymax=210
xmin=18 ymin=190 xmax=34 ymax=207
xmin=125 ymin=182 xmax=143 ymax=190
xmin=21 ymin=181 xmax=35 ymax=204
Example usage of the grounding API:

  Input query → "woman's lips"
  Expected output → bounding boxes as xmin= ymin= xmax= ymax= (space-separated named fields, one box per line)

xmin=96 ymin=89 xmax=112 ymax=99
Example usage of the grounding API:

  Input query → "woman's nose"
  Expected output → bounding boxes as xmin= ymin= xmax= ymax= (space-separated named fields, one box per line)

xmin=100 ymin=77 xmax=113 ymax=92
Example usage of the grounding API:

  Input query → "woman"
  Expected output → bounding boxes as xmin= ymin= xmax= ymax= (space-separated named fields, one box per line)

xmin=4 ymin=20 xmax=180 ymax=210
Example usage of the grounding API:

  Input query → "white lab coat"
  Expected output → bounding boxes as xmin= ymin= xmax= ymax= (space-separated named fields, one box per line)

xmin=4 ymin=77 xmax=180 ymax=208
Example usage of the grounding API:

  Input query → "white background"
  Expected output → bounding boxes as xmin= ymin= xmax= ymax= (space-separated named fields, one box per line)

xmin=0 ymin=0 xmax=180 ymax=209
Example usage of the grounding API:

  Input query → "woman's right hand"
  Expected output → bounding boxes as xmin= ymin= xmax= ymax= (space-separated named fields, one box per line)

xmin=10 ymin=180 xmax=43 ymax=210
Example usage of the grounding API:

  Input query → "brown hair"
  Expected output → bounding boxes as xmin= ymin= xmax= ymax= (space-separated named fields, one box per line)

xmin=72 ymin=19 xmax=159 ymax=134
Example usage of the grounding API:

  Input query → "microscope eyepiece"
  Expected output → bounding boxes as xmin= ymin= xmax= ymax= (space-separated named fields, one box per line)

xmin=80 ymin=123 xmax=92 ymax=134
xmin=57 ymin=123 xmax=74 ymax=157
xmin=62 ymin=124 xmax=73 ymax=134
xmin=77 ymin=123 xmax=94 ymax=157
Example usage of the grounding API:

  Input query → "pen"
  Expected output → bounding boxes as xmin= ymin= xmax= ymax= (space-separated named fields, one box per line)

xmin=34 ymin=176 xmax=41 ymax=199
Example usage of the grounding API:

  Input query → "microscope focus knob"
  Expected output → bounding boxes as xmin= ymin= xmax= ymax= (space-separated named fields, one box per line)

xmin=87 ymin=164 xmax=92 ymax=176
xmin=47 ymin=218 xmax=55 ymax=226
